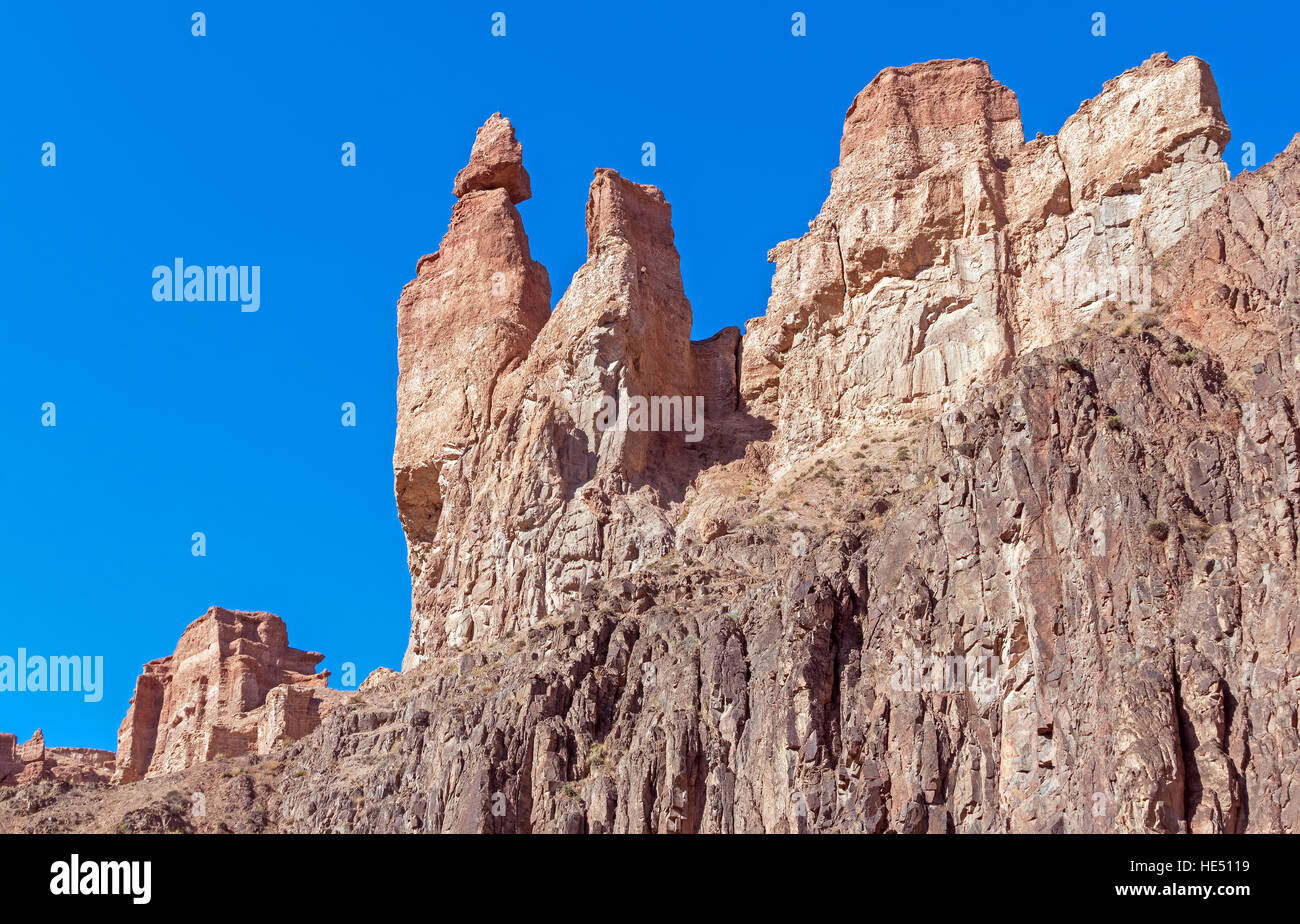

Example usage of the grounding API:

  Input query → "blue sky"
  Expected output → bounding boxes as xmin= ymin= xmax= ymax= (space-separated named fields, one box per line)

xmin=2 ymin=1 xmax=1297 ymax=750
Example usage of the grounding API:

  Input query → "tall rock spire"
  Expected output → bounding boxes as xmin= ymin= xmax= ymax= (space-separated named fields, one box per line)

xmin=394 ymin=115 xmax=551 ymax=645
xmin=396 ymin=117 xmax=741 ymax=664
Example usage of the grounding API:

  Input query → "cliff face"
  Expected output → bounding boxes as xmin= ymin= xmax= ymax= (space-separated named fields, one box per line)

xmin=742 ymin=52 xmax=1230 ymax=461
xmin=113 ymin=607 xmax=340 ymax=784
xmin=395 ymin=55 xmax=1238 ymax=671
xmin=338 ymin=52 xmax=1294 ymax=833
xmin=5 ymin=53 xmax=1298 ymax=836
xmin=395 ymin=119 xmax=750 ymax=667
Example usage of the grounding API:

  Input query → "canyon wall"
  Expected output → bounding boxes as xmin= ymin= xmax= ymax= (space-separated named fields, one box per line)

xmin=394 ymin=53 xmax=1239 ymax=665
xmin=325 ymin=52 xmax=1297 ymax=832
xmin=7 ymin=52 xmax=1298 ymax=835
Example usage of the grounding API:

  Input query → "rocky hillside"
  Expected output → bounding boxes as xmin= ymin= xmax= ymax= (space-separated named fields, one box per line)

xmin=4 ymin=52 xmax=1298 ymax=834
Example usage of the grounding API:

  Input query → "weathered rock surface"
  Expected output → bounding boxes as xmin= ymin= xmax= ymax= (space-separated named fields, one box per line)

xmin=396 ymin=118 xmax=756 ymax=667
xmin=743 ymin=53 xmax=1230 ymax=463
xmin=0 ymin=729 xmax=114 ymax=787
xmin=453 ymin=112 xmax=532 ymax=204
xmin=113 ymin=607 xmax=341 ymax=783
xmin=8 ymin=53 xmax=1300 ymax=835
xmin=352 ymin=53 xmax=1295 ymax=833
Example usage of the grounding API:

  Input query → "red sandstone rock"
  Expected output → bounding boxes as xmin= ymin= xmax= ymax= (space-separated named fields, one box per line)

xmin=113 ymin=607 xmax=341 ymax=783
xmin=453 ymin=112 xmax=531 ymax=203
xmin=0 ymin=729 xmax=114 ymax=787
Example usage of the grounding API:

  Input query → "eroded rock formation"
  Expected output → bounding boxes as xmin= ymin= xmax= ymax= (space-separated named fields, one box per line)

xmin=0 ymin=729 xmax=114 ymax=787
xmin=6 ymin=52 xmax=1299 ymax=836
xmin=396 ymin=121 xmax=752 ymax=665
xmin=348 ymin=52 xmax=1296 ymax=832
xmin=113 ymin=607 xmax=341 ymax=783
xmin=742 ymin=53 xmax=1230 ymax=460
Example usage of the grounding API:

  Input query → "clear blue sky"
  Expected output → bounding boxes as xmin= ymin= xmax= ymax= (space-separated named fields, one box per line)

xmin=2 ymin=1 xmax=1297 ymax=750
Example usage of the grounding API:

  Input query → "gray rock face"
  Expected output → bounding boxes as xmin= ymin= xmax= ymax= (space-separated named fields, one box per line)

xmin=277 ymin=318 xmax=1298 ymax=831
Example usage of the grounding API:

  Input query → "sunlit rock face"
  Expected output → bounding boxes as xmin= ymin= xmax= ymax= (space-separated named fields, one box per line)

xmin=113 ymin=607 xmax=338 ymax=783
xmin=306 ymin=55 xmax=1292 ymax=834
xmin=742 ymin=53 xmax=1230 ymax=467
xmin=396 ymin=117 xmax=743 ymax=668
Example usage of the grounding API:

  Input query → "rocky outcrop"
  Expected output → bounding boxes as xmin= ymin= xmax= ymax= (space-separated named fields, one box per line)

xmin=113 ymin=607 xmax=341 ymax=783
xmin=321 ymin=52 xmax=1295 ymax=833
xmin=0 ymin=730 xmax=114 ymax=787
xmin=396 ymin=117 xmax=754 ymax=667
xmin=7 ymin=52 xmax=1299 ymax=836
xmin=742 ymin=53 xmax=1230 ymax=464
xmin=395 ymin=54 xmax=1235 ymax=664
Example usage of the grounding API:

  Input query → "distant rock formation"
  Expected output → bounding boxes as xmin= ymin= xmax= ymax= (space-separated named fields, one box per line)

xmin=0 ymin=729 xmax=114 ymax=786
xmin=113 ymin=607 xmax=341 ymax=783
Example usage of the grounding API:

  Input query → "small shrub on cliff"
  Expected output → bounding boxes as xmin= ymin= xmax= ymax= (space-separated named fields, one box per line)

xmin=954 ymin=441 xmax=976 ymax=458
xmin=1146 ymin=519 xmax=1171 ymax=541
xmin=1057 ymin=356 xmax=1085 ymax=374
xmin=895 ymin=446 xmax=911 ymax=461
xmin=1168 ymin=348 xmax=1199 ymax=367
xmin=1105 ymin=415 xmax=1123 ymax=432
xmin=1112 ymin=317 xmax=1136 ymax=337
xmin=587 ymin=740 xmax=610 ymax=770
xmin=1185 ymin=515 xmax=1213 ymax=542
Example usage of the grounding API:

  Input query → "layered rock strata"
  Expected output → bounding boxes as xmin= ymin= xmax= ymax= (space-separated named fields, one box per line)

xmin=113 ymin=607 xmax=341 ymax=783
xmin=0 ymin=729 xmax=114 ymax=786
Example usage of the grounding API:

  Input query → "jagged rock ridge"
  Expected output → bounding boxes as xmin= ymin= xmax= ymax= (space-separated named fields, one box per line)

xmin=360 ymin=52 xmax=1297 ymax=832
xmin=396 ymin=52 xmax=1237 ymax=665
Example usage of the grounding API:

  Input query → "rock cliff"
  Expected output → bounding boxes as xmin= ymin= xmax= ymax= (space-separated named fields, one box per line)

xmin=113 ymin=607 xmax=341 ymax=783
xmin=5 ymin=53 xmax=1299 ymax=835
xmin=396 ymin=118 xmax=753 ymax=666
xmin=345 ymin=52 xmax=1296 ymax=832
